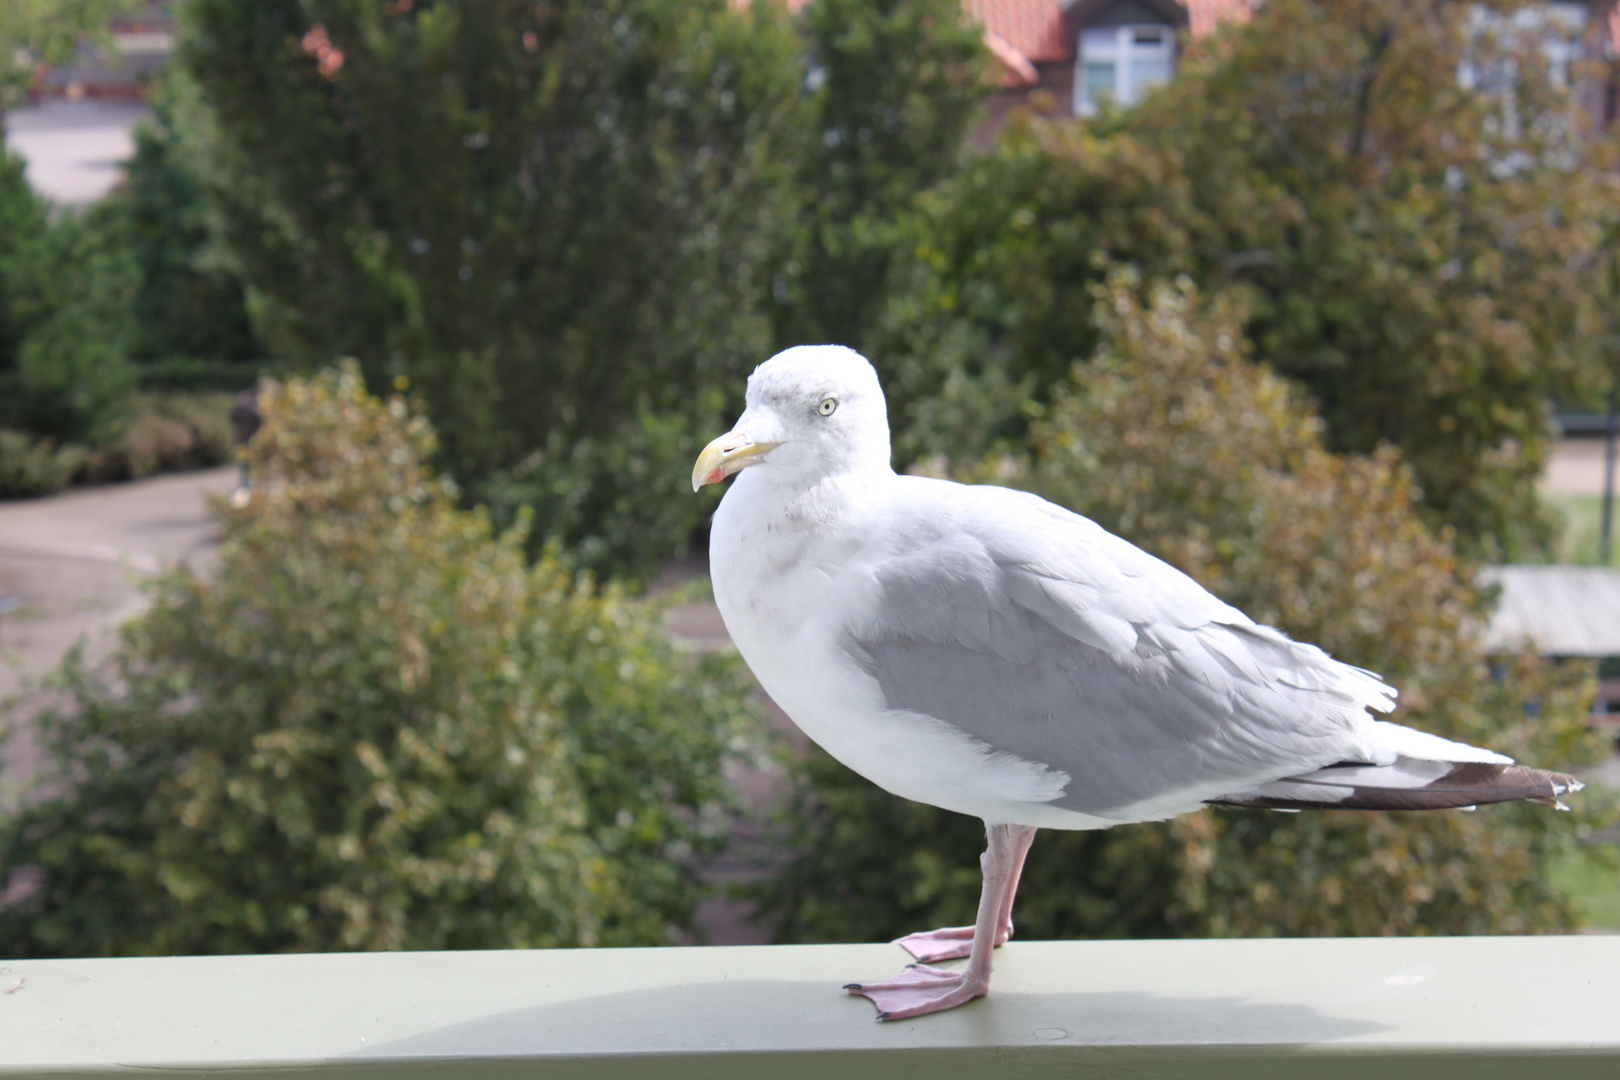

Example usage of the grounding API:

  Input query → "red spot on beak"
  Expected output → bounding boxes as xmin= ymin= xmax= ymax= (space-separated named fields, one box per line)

xmin=707 ymin=468 xmax=727 ymax=485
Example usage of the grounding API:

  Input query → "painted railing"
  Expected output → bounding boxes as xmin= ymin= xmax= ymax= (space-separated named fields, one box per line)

xmin=3 ymin=936 xmax=1617 ymax=1078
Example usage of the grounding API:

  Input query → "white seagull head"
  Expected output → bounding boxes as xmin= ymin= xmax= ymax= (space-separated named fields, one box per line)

xmin=692 ymin=345 xmax=892 ymax=492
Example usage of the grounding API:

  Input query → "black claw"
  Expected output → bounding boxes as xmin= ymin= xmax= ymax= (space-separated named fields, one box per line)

xmin=843 ymin=983 xmax=862 ymax=991
xmin=877 ymin=1012 xmax=892 ymax=1021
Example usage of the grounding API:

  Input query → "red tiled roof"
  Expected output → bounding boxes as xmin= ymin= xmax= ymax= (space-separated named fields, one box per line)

xmin=727 ymin=0 xmax=812 ymax=12
xmin=740 ymin=0 xmax=1260 ymax=88
xmin=984 ymin=30 xmax=1041 ymax=87
xmin=964 ymin=0 xmax=1069 ymax=65
xmin=1186 ymin=0 xmax=1253 ymax=39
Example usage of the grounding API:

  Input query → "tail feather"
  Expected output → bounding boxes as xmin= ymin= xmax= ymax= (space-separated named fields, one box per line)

xmin=1211 ymin=758 xmax=1584 ymax=813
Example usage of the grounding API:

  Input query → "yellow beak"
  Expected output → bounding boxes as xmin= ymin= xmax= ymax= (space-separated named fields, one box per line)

xmin=692 ymin=429 xmax=779 ymax=492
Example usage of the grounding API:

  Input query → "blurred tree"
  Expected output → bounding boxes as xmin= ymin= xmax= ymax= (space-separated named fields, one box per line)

xmin=0 ymin=365 xmax=761 ymax=956
xmin=878 ymin=120 xmax=1197 ymax=464
xmin=0 ymin=0 xmax=137 ymax=108
xmin=91 ymin=77 xmax=265 ymax=371
xmin=767 ymin=0 xmax=988 ymax=353
xmin=883 ymin=0 xmax=1620 ymax=560
xmin=0 ymin=149 xmax=136 ymax=456
xmin=754 ymin=274 xmax=1608 ymax=944
xmin=176 ymin=0 xmax=805 ymax=580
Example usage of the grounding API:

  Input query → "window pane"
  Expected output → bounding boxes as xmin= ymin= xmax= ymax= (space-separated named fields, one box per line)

xmin=1084 ymin=61 xmax=1117 ymax=106
xmin=1127 ymin=56 xmax=1172 ymax=101
xmin=1081 ymin=29 xmax=1118 ymax=52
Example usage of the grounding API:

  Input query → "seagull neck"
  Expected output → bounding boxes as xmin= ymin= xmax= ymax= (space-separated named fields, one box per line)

xmin=738 ymin=463 xmax=893 ymax=517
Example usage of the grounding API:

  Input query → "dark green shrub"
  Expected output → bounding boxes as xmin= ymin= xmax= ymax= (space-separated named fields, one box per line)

xmin=0 ymin=429 xmax=85 ymax=497
xmin=0 ymin=365 xmax=760 ymax=956
xmin=100 ymin=77 xmax=266 ymax=371
xmin=81 ymin=390 xmax=238 ymax=482
xmin=766 ymin=0 xmax=988 ymax=353
xmin=175 ymin=0 xmax=806 ymax=579
xmin=0 ymin=150 xmax=137 ymax=450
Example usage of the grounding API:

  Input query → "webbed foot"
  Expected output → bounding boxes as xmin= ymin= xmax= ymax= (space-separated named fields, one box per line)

xmin=893 ymin=924 xmax=1006 ymax=963
xmin=845 ymin=963 xmax=988 ymax=1020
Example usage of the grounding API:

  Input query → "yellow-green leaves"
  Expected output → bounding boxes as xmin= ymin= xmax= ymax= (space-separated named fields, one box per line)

xmin=0 ymin=365 xmax=760 ymax=957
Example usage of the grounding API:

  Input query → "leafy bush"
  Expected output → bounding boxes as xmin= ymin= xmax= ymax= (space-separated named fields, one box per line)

xmin=0 ymin=365 xmax=760 ymax=956
xmin=0 ymin=429 xmax=85 ymax=498
xmin=96 ymin=76 xmax=266 ymax=371
xmin=0 ymin=150 xmax=137 ymax=451
xmin=80 ymin=390 xmax=239 ymax=483
xmin=0 ymin=71 xmax=262 ymax=479
xmin=755 ymin=275 xmax=1610 ymax=944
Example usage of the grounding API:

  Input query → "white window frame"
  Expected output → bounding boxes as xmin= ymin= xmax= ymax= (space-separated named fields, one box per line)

xmin=1075 ymin=24 xmax=1176 ymax=117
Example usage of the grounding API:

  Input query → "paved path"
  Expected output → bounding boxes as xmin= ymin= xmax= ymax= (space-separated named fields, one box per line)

xmin=1544 ymin=436 xmax=1619 ymax=499
xmin=0 ymin=467 xmax=238 ymax=779
xmin=3 ymin=102 xmax=149 ymax=207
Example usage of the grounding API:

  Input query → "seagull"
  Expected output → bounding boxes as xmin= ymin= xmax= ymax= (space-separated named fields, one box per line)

xmin=692 ymin=345 xmax=1583 ymax=1021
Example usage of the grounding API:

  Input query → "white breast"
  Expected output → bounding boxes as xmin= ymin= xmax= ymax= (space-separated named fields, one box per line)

xmin=709 ymin=471 xmax=1125 ymax=830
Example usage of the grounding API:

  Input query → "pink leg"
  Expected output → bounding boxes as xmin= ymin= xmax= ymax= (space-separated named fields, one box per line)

xmin=892 ymin=824 xmax=1036 ymax=963
xmin=846 ymin=822 xmax=1038 ymax=1020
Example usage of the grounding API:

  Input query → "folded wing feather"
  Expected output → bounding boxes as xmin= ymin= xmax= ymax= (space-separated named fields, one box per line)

xmin=849 ymin=479 xmax=1579 ymax=820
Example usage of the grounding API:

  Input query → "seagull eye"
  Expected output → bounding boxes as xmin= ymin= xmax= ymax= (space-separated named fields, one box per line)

xmin=818 ymin=397 xmax=838 ymax=416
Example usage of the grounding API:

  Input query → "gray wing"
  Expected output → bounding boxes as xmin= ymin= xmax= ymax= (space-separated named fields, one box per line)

xmin=843 ymin=481 xmax=1395 ymax=818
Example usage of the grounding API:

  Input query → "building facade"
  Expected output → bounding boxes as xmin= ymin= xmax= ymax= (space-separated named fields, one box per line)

xmin=970 ymin=0 xmax=1620 ymax=134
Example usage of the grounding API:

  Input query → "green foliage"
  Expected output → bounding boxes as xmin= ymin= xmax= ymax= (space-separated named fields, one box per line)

xmin=0 ymin=388 xmax=234 ymax=498
xmin=167 ymin=0 xmax=992 ymax=577
xmin=768 ymin=0 xmax=988 ymax=352
xmin=0 ymin=73 xmax=261 ymax=478
xmin=80 ymin=389 xmax=237 ymax=483
xmin=0 ymin=365 xmax=761 ymax=956
xmin=878 ymin=122 xmax=1196 ymax=463
xmin=0 ymin=150 xmax=137 ymax=450
xmin=1550 ymin=840 xmax=1620 ymax=930
xmin=755 ymin=275 xmax=1611 ymax=945
xmin=882 ymin=0 xmax=1620 ymax=559
xmin=0 ymin=428 xmax=84 ymax=497
xmin=176 ymin=0 xmax=806 ymax=579
xmin=94 ymin=78 xmax=266 ymax=370
xmin=1545 ymin=494 xmax=1620 ymax=568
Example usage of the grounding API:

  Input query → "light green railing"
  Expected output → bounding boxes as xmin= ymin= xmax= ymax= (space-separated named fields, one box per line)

xmin=2 ymin=937 xmax=1617 ymax=1078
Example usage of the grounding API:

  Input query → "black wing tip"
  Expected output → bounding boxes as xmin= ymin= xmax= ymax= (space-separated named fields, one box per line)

xmin=1210 ymin=763 xmax=1584 ymax=813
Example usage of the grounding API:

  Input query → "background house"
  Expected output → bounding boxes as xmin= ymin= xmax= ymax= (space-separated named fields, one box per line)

xmin=971 ymin=0 xmax=1619 ymax=134
xmin=31 ymin=2 xmax=175 ymax=103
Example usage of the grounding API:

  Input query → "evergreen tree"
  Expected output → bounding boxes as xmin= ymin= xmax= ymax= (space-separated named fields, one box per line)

xmin=98 ymin=78 xmax=264 ymax=370
xmin=177 ymin=0 xmax=805 ymax=579
xmin=0 ymin=150 xmax=136 ymax=452
xmin=768 ymin=0 xmax=988 ymax=353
